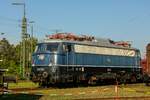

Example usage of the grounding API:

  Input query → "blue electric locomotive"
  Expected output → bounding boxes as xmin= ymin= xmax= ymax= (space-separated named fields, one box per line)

xmin=31 ymin=34 xmax=142 ymax=85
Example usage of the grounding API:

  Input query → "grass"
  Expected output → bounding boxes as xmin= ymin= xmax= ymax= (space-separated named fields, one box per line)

xmin=38 ymin=85 xmax=150 ymax=100
xmin=8 ymin=81 xmax=39 ymax=89
xmin=2 ymin=81 xmax=150 ymax=100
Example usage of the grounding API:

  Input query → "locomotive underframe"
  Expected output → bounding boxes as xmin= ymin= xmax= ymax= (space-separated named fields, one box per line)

xmin=31 ymin=65 xmax=142 ymax=85
xmin=58 ymin=66 xmax=142 ymax=84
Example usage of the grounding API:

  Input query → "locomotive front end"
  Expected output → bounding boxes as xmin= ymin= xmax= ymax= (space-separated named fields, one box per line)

xmin=31 ymin=53 xmax=51 ymax=82
xmin=30 ymin=42 xmax=59 ymax=85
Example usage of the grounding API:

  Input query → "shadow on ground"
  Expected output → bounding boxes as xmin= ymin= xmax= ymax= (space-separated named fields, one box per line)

xmin=0 ymin=94 xmax=42 ymax=100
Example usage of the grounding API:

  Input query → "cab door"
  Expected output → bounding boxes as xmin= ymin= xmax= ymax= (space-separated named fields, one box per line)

xmin=63 ymin=44 xmax=75 ymax=65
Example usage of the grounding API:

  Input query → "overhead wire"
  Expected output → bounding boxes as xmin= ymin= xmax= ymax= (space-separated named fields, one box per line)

xmin=0 ymin=15 xmax=57 ymax=40
xmin=0 ymin=15 xmax=21 ymax=23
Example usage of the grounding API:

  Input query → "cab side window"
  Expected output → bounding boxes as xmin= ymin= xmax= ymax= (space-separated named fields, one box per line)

xmin=63 ymin=44 xmax=72 ymax=52
xmin=67 ymin=45 xmax=72 ymax=52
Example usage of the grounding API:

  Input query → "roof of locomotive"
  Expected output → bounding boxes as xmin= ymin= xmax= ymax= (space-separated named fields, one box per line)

xmin=38 ymin=38 xmax=138 ymax=50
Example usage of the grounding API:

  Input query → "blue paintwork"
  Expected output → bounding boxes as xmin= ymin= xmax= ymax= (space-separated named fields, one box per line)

xmin=31 ymin=40 xmax=141 ymax=84
xmin=56 ymin=53 xmax=140 ymax=67
xmin=33 ymin=42 xmax=140 ymax=68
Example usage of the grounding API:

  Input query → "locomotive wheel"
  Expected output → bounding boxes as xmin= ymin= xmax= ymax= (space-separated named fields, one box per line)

xmin=117 ymin=74 xmax=127 ymax=85
xmin=88 ymin=76 xmax=97 ymax=85
xmin=130 ymin=75 xmax=137 ymax=83
xmin=119 ymin=78 xmax=126 ymax=85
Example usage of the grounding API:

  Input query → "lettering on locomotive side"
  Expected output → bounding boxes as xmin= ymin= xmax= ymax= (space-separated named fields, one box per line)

xmin=74 ymin=44 xmax=136 ymax=57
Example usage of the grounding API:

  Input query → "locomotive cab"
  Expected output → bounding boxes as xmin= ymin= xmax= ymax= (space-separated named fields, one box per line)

xmin=31 ymin=40 xmax=75 ymax=86
xmin=31 ymin=42 xmax=62 ymax=84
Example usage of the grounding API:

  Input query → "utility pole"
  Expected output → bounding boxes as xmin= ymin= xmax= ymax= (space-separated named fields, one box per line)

xmin=12 ymin=3 xmax=28 ymax=78
xmin=0 ymin=33 xmax=5 ymax=65
xmin=29 ymin=21 xmax=35 ymax=54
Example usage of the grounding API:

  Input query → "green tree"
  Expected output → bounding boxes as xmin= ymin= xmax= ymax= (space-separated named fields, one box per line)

xmin=0 ymin=37 xmax=37 ymax=77
xmin=0 ymin=38 xmax=19 ymax=74
xmin=15 ymin=37 xmax=38 ymax=77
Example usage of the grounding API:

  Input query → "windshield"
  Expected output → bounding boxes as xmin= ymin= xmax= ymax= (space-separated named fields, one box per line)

xmin=32 ymin=53 xmax=51 ymax=66
xmin=35 ymin=43 xmax=59 ymax=52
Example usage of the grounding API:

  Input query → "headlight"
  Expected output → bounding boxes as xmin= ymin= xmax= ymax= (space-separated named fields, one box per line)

xmin=32 ymin=64 xmax=35 ymax=67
